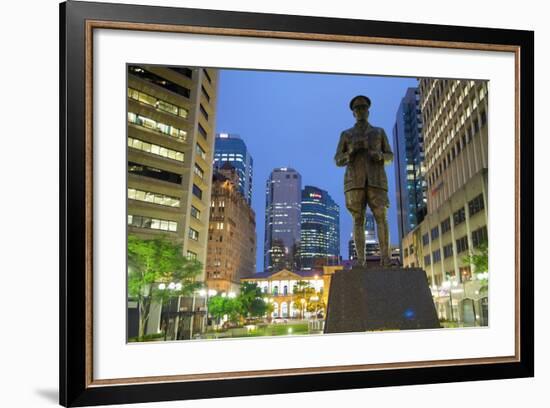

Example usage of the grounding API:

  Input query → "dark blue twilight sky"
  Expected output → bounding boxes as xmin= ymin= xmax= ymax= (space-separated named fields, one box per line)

xmin=214 ymin=69 xmax=417 ymax=272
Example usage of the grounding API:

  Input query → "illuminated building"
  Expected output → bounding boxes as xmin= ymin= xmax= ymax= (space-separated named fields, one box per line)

xmin=126 ymin=65 xmax=217 ymax=338
xmin=264 ymin=168 xmax=302 ymax=271
xmin=213 ymin=133 xmax=253 ymax=205
xmin=299 ymin=186 xmax=340 ymax=270
xmin=206 ymin=164 xmax=256 ymax=294
xmin=241 ymin=266 xmax=344 ymax=320
xmin=402 ymin=79 xmax=489 ymax=326
xmin=393 ymin=87 xmax=427 ymax=246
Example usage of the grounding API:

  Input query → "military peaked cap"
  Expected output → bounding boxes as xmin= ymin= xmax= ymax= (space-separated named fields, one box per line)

xmin=349 ymin=95 xmax=371 ymax=110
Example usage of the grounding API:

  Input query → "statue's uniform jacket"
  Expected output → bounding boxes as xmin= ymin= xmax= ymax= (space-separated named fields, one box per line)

xmin=334 ymin=123 xmax=393 ymax=193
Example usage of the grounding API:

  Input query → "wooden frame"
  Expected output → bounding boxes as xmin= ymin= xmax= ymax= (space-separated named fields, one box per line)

xmin=60 ymin=1 xmax=534 ymax=406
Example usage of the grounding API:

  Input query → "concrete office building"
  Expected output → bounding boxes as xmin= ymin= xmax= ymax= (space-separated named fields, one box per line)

xmin=213 ymin=133 xmax=254 ymax=205
xmin=264 ymin=168 xmax=302 ymax=272
xmin=393 ymin=87 xmax=427 ymax=246
xmin=401 ymin=79 xmax=489 ymax=326
xmin=206 ymin=164 xmax=256 ymax=295
xmin=126 ymin=65 xmax=218 ymax=338
xmin=299 ymin=186 xmax=340 ymax=270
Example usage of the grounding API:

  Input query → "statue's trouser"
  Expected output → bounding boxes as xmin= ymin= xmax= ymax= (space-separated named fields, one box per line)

xmin=345 ymin=187 xmax=390 ymax=266
xmin=373 ymin=206 xmax=390 ymax=265
xmin=345 ymin=189 xmax=366 ymax=265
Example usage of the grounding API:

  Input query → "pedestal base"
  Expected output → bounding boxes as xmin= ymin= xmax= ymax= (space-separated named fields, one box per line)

xmin=324 ymin=267 xmax=440 ymax=333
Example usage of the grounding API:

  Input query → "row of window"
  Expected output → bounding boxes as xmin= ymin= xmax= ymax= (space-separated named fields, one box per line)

xmin=168 ymin=66 xmax=193 ymax=79
xmin=468 ymin=194 xmax=485 ymax=216
xmin=128 ymin=88 xmax=189 ymax=119
xmin=128 ymin=65 xmax=191 ymax=98
xmin=128 ymin=188 xmax=180 ymax=207
xmin=128 ymin=214 xmax=177 ymax=232
xmin=413 ymin=225 xmax=487 ymax=263
xmin=128 ymin=112 xmax=187 ymax=142
xmin=128 ymin=161 xmax=182 ymax=184
xmin=427 ymin=110 xmax=486 ymax=187
xmin=128 ymin=137 xmax=185 ymax=162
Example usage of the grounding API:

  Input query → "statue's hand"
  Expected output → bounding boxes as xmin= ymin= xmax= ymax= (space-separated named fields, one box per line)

xmin=370 ymin=151 xmax=384 ymax=162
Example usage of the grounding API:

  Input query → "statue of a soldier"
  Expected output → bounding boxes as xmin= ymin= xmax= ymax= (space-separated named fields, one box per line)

xmin=335 ymin=95 xmax=393 ymax=267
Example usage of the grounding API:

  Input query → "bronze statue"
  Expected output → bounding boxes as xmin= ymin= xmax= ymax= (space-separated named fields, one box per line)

xmin=335 ymin=95 xmax=393 ymax=267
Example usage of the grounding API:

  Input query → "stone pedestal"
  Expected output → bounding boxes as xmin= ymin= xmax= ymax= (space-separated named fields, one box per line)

xmin=324 ymin=267 xmax=440 ymax=333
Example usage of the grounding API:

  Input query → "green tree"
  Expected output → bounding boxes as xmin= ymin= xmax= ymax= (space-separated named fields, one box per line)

xmin=292 ymin=280 xmax=316 ymax=319
xmin=237 ymin=282 xmax=268 ymax=319
xmin=463 ymin=242 xmax=488 ymax=295
xmin=306 ymin=296 xmax=326 ymax=318
xmin=127 ymin=235 xmax=203 ymax=340
xmin=207 ymin=295 xmax=241 ymax=325
xmin=462 ymin=242 xmax=488 ymax=274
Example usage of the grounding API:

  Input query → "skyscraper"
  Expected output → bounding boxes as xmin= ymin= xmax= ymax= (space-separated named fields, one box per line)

xmin=126 ymin=65 xmax=218 ymax=337
xmin=300 ymin=186 xmax=340 ymax=270
xmin=213 ymin=133 xmax=253 ymax=205
xmin=401 ymin=79 xmax=488 ymax=324
xmin=393 ymin=87 xmax=427 ymax=246
xmin=127 ymin=65 xmax=217 ymax=275
xmin=264 ymin=168 xmax=302 ymax=272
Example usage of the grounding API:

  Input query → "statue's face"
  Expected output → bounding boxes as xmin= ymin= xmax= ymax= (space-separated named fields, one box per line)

xmin=353 ymin=104 xmax=369 ymax=121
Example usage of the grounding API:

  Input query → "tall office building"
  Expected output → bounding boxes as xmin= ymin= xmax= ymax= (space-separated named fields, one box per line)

xmin=401 ymin=79 xmax=489 ymax=325
xmin=213 ymin=133 xmax=254 ymax=205
xmin=126 ymin=65 xmax=218 ymax=336
xmin=206 ymin=164 xmax=256 ymax=295
xmin=393 ymin=87 xmax=427 ymax=245
xmin=264 ymin=168 xmax=302 ymax=272
xmin=348 ymin=210 xmax=378 ymax=260
xmin=299 ymin=186 xmax=340 ymax=270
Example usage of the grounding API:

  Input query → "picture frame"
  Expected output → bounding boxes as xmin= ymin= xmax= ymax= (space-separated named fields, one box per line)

xmin=59 ymin=0 xmax=534 ymax=406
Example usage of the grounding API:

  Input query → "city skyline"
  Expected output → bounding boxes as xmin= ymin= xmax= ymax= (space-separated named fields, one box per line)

xmin=216 ymin=68 xmax=417 ymax=271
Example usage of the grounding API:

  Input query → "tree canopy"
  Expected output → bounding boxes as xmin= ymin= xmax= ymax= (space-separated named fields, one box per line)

xmin=127 ymin=234 xmax=203 ymax=339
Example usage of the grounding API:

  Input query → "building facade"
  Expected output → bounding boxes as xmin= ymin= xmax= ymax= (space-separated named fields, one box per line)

xmin=392 ymin=87 xmax=427 ymax=246
xmin=206 ymin=164 xmax=257 ymax=295
xmin=126 ymin=65 xmax=218 ymax=337
xmin=401 ymin=79 xmax=489 ymax=327
xmin=241 ymin=266 xmax=344 ymax=320
xmin=300 ymin=186 xmax=340 ymax=270
xmin=213 ymin=133 xmax=254 ymax=205
xmin=264 ymin=168 xmax=302 ymax=272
